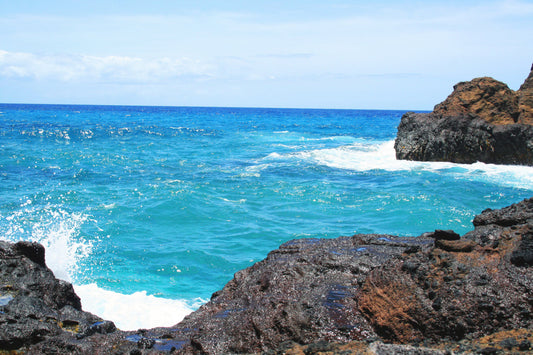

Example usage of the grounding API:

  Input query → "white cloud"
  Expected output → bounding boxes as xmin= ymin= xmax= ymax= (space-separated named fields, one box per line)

xmin=0 ymin=50 xmax=215 ymax=83
xmin=0 ymin=1 xmax=531 ymax=108
xmin=0 ymin=49 xmax=325 ymax=86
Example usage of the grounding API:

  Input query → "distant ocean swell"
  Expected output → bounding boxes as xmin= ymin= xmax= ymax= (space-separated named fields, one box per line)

xmin=1 ymin=105 xmax=532 ymax=330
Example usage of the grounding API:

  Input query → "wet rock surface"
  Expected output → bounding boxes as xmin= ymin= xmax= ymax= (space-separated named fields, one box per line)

xmin=1 ymin=197 xmax=532 ymax=354
xmin=395 ymin=64 xmax=533 ymax=165
xmin=173 ymin=235 xmax=433 ymax=354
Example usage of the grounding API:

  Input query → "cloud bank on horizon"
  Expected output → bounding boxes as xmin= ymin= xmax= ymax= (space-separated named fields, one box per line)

xmin=1 ymin=0 xmax=532 ymax=109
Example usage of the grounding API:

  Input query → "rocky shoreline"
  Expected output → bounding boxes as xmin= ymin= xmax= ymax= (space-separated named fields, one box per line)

xmin=1 ymin=197 xmax=532 ymax=354
xmin=395 ymin=64 xmax=533 ymax=165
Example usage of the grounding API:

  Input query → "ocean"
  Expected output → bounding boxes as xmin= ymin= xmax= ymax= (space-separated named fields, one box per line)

xmin=1 ymin=103 xmax=532 ymax=330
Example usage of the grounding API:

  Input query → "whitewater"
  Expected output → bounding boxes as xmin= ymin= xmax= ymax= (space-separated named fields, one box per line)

xmin=1 ymin=104 xmax=532 ymax=330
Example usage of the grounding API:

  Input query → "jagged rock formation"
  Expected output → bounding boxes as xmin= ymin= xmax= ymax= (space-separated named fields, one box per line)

xmin=1 ymin=197 xmax=532 ymax=354
xmin=359 ymin=205 xmax=533 ymax=344
xmin=395 ymin=63 xmax=533 ymax=165
xmin=0 ymin=241 xmax=117 ymax=353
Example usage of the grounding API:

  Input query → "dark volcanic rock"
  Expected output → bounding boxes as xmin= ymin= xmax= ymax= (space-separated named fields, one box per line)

xmin=174 ymin=235 xmax=433 ymax=354
xmin=395 ymin=64 xmax=533 ymax=165
xmin=0 ymin=240 xmax=119 ymax=353
xmin=394 ymin=111 xmax=533 ymax=165
xmin=1 ymin=198 xmax=533 ymax=354
xmin=423 ymin=229 xmax=461 ymax=240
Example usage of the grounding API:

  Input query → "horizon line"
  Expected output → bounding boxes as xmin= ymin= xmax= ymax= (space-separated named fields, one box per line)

xmin=0 ymin=102 xmax=431 ymax=113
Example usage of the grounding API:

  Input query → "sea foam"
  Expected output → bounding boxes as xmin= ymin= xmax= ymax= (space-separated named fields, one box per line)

xmin=280 ymin=140 xmax=533 ymax=190
xmin=73 ymin=284 xmax=201 ymax=331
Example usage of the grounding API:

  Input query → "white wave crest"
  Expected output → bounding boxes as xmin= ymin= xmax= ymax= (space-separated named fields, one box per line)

xmin=262 ymin=140 xmax=533 ymax=190
xmin=299 ymin=140 xmax=400 ymax=171
xmin=74 ymin=283 xmax=202 ymax=331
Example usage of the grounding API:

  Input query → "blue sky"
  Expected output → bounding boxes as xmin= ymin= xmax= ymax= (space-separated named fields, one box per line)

xmin=1 ymin=0 xmax=532 ymax=109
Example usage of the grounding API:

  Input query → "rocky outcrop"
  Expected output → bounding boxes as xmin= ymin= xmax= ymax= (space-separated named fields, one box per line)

xmin=433 ymin=77 xmax=520 ymax=125
xmin=358 ymin=205 xmax=533 ymax=344
xmin=1 ymin=197 xmax=533 ymax=354
xmin=0 ymin=240 xmax=117 ymax=353
xmin=175 ymin=235 xmax=432 ymax=354
xmin=395 ymin=63 xmax=533 ymax=165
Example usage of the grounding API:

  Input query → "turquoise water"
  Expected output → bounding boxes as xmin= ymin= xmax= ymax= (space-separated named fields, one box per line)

xmin=1 ymin=103 xmax=532 ymax=329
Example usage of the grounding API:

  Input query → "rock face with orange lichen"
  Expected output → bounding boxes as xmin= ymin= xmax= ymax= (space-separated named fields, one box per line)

xmin=358 ymin=198 xmax=533 ymax=345
xmin=395 ymin=63 xmax=533 ymax=165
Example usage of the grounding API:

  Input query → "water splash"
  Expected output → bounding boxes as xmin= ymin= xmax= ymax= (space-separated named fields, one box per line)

xmin=1 ymin=204 xmax=93 ymax=282
xmin=0 ymin=202 xmax=201 ymax=329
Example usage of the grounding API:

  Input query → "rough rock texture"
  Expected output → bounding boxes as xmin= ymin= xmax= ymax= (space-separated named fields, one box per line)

xmin=358 ymin=203 xmax=533 ymax=344
xmin=395 ymin=63 xmax=533 ymax=165
xmin=395 ymin=111 xmax=533 ymax=165
xmin=519 ymin=64 xmax=533 ymax=125
xmin=1 ymin=197 xmax=533 ymax=354
xmin=278 ymin=329 xmax=533 ymax=354
xmin=433 ymin=77 xmax=519 ymax=125
xmin=175 ymin=235 xmax=432 ymax=354
xmin=0 ymin=240 xmax=117 ymax=353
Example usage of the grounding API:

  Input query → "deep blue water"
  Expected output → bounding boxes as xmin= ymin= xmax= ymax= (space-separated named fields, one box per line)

xmin=1 ymin=103 xmax=532 ymax=329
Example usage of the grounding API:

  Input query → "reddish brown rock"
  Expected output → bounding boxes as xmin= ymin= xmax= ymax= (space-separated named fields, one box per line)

xmin=358 ymin=198 xmax=533 ymax=345
xmin=432 ymin=63 xmax=533 ymax=125
xmin=433 ymin=77 xmax=519 ymax=125
xmin=434 ymin=239 xmax=477 ymax=252
xmin=519 ymin=63 xmax=533 ymax=124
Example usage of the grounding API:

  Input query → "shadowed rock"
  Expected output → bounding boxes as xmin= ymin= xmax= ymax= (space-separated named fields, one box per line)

xmin=0 ymin=240 xmax=118 ymax=353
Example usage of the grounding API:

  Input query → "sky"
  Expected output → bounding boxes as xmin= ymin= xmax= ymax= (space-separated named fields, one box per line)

xmin=0 ymin=0 xmax=532 ymax=110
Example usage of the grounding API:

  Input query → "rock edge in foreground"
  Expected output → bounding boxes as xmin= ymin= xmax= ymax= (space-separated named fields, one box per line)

xmin=1 ymin=197 xmax=533 ymax=354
